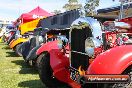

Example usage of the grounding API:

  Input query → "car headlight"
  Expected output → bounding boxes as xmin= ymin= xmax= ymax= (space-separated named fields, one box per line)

xmin=85 ymin=37 xmax=102 ymax=57
xmin=58 ymin=39 xmax=63 ymax=49
xmin=15 ymin=34 xmax=22 ymax=39
xmin=57 ymin=35 xmax=68 ymax=49
xmin=39 ymin=36 xmax=44 ymax=43
xmin=29 ymin=35 xmax=34 ymax=38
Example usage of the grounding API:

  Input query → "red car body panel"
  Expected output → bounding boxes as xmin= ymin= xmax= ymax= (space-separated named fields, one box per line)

xmin=120 ymin=17 xmax=132 ymax=25
xmin=36 ymin=40 xmax=59 ymax=55
xmin=87 ymin=45 xmax=132 ymax=74
xmin=49 ymin=49 xmax=81 ymax=88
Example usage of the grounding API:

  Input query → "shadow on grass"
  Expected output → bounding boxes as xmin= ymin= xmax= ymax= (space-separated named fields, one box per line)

xmin=18 ymin=80 xmax=46 ymax=88
xmin=2 ymin=46 xmax=11 ymax=50
xmin=18 ymin=80 xmax=70 ymax=88
xmin=6 ymin=51 xmax=18 ymax=57
xmin=11 ymin=60 xmax=38 ymax=74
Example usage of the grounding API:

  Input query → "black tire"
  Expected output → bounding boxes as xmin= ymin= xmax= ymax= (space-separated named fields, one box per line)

xmin=37 ymin=53 xmax=66 ymax=88
xmin=102 ymin=66 xmax=132 ymax=88
xmin=14 ymin=44 xmax=22 ymax=56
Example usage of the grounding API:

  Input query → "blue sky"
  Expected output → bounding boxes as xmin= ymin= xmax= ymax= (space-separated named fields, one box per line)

xmin=0 ymin=0 xmax=119 ymax=20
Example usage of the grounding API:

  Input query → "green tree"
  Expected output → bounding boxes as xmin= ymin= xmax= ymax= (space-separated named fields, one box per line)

xmin=84 ymin=0 xmax=100 ymax=16
xmin=63 ymin=0 xmax=82 ymax=11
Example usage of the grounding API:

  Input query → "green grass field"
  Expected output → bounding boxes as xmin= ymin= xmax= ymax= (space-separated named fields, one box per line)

xmin=0 ymin=43 xmax=45 ymax=88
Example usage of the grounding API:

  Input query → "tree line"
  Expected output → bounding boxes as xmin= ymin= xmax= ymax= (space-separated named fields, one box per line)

xmin=53 ymin=0 xmax=100 ymax=16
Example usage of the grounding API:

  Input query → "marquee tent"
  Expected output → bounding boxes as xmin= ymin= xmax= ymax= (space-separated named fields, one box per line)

xmin=17 ymin=6 xmax=53 ymax=24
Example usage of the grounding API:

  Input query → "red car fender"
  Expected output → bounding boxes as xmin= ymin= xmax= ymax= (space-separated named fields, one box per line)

xmin=36 ymin=40 xmax=59 ymax=55
xmin=49 ymin=49 xmax=81 ymax=88
xmin=87 ymin=45 xmax=132 ymax=74
xmin=49 ymin=49 xmax=69 ymax=82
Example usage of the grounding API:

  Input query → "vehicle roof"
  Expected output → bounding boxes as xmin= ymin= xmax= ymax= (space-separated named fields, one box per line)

xmin=39 ymin=9 xmax=80 ymax=30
